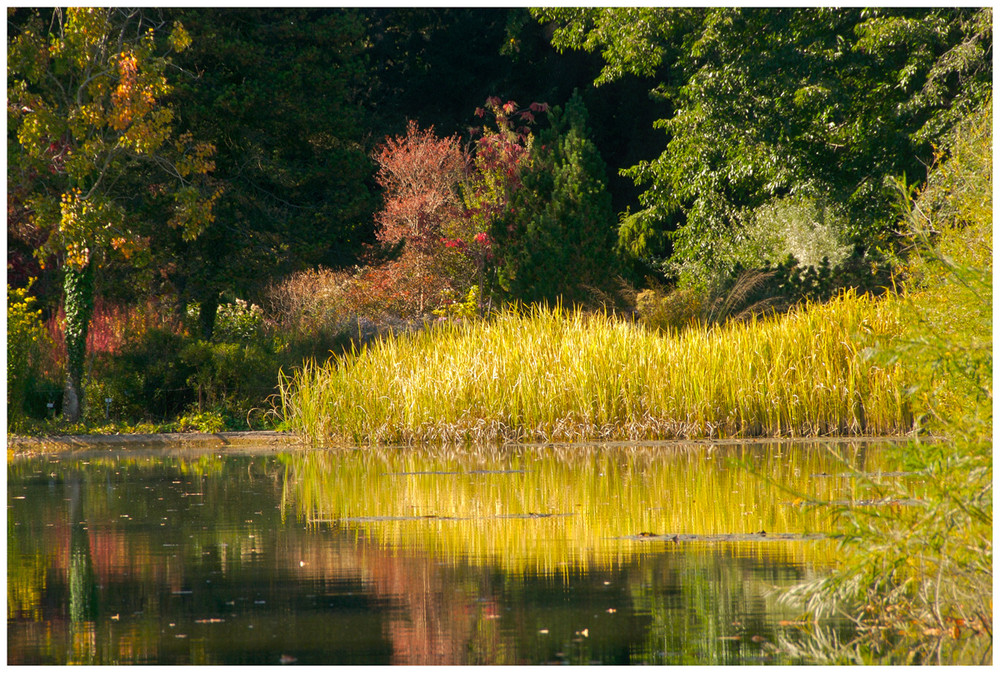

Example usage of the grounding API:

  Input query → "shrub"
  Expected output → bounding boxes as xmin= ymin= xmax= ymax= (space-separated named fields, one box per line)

xmin=180 ymin=339 xmax=280 ymax=418
xmin=7 ymin=282 xmax=53 ymax=431
xmin=265 ymin=267 xmax=355 ymax=335
xmin=211 ymin=299 xmax=266 ymax=343
xmin=741 ymin=194 xmax=852 ymax=270
xmin=634 ymin=286 xmax=703 ymax=332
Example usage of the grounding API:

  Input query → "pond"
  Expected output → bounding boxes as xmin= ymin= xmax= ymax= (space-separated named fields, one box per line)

xmin=8 ymin=440 xmax=905 ymax=665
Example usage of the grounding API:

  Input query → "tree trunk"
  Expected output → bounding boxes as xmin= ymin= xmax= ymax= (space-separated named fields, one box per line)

xmin=62 ymin=261 xmax=94 ymax=423
xmin=199 ymin=293 xmax=218 ymax=341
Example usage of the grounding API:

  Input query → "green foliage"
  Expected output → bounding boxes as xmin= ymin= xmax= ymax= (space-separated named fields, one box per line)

xmin=740 ymin=195 xmax=852 ymax=272
xmin=93 ymin=328 xmax=194 ymax=422
xmin=7 ymin=283 xmax=52 ymax=431
xmin=783 ymin=103 xmax=992 ymax=664
xmin=179 ymin=339 xmax=278 ymax=417
xmin=174 ymin=410 xmax=227 ymax=433
xmin=493 ymin=91 xmax=618 ymax=305
xmin=160 ymin=8 xmax=376 ymax=319
xmin=433 ymin=285 xmax=482 ymax=320
xmin=536 ymin=8 xmax=992 ymax=289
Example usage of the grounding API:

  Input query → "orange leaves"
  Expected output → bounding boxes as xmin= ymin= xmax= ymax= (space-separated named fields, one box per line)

xmin=110 ymin=52 xmax=140 ymax=131
xmin=110 ymin=50 xmax=169 ymax=142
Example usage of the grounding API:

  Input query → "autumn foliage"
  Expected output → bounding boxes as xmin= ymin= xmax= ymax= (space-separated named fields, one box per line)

xmin=363 ymin=101 xmax=547 ymax=318
xmin=269 ymin=100 xmax=549 ymax=324
xmin=373 ymin=121 xmax=467 ymax=253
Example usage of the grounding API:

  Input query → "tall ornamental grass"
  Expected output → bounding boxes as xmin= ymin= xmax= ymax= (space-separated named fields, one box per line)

xmin=280 ymin=289 xmax=910 ymax=445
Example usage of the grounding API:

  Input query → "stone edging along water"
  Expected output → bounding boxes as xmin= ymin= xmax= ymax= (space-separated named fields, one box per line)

xmin=7 ymin=430 xmax=307 ymax=454
xmin=8 ymin=431 xmax=912 ymax=456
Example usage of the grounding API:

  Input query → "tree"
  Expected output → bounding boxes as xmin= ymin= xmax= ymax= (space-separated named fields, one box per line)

xmin=8 ymin=8 xmax=217 ymax=420
xmin=534 ymin=8 xmax=992 ymax=287
xmin=369 ymin=120 xmax=469 ymax=315
xmin=158 ymin=9 xmax=376 ymax=338
xmin=460 ymin=97 xmax=544 ymax=306
xmin=493 ymin=91 xmax=617 ymax=305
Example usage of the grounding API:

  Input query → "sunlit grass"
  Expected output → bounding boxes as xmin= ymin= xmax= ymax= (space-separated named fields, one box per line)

xmin=280 ymin=290 xmax=911 ymax=445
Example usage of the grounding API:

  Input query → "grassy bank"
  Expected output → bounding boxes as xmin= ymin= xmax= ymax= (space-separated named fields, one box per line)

xmin=279 ymin=290 xmax=912 ymax=445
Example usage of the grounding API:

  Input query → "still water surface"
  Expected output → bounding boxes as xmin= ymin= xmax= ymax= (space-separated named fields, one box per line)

xmin=8 ymin=440 xmax=899 ymax=664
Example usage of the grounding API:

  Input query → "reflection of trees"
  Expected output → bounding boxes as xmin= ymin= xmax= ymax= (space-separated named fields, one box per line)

xmin=9 ymin=451 xmax=516 ymax=664
xmin=349 ymin=537 xmax=516 ymax=664
xmin=8 ymin=453 xmax=283 ymax=664
xmin=626 ymin=546 xmax=832 ymax=664
xmin=8 ymin=443 xmax=896 ymax=664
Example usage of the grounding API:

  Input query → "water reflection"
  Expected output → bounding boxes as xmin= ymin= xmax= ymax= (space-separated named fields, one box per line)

xmin=9 ymin=441 xmax=896 ymax=664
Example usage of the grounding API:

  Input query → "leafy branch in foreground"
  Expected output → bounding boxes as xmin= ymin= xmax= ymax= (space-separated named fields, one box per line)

xmin=776 ymin=102 xmax=992 ymax=665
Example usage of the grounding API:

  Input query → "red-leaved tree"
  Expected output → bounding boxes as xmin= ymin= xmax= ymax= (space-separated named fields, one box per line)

xmin=370 ymin=121 xmax=469 ymax=315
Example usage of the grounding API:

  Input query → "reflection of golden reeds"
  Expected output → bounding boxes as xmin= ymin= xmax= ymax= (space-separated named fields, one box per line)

xmin=282 ymin=442 xmax=900 ymax=575
xmin=280 ymin=292 xmax=911 ymax=446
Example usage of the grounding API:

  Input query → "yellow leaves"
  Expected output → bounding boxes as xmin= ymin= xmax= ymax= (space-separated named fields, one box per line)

xmin=175 ymin=133 xmax=216 ymax=177
xmin=62 ymin=8 xmax=110 ymax=71
xmin=57 ymin=188 xmax=131 ymax=269
xmin=169 ymin=185 xmax=221 ymax=241
xmin=120 ymin=106 xmax=175 ymax=154
xmin=168 ymin=21 xmax=192 ymax=53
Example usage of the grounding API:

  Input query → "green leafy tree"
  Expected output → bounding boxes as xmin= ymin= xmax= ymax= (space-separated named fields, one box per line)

xmin=494 ymin=91 xmax=617 ymax=305
xmin=160 ymin=9 xmax=376 ymax=338
xmin=534 ymin=8 xmax=992 ymax=287
xmin=8 ymin=8 xmax=217 ymax=421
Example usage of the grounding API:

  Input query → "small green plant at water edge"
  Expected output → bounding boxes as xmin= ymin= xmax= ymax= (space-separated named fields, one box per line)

xmin=175 ymin=410 xmax=227 ymax=433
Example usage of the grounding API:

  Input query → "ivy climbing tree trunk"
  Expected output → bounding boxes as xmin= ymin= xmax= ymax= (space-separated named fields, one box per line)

xmin=61 ymin=262 xmax=94 ymax=422
xmin=8 ymin=8 xmax=218 ymax=423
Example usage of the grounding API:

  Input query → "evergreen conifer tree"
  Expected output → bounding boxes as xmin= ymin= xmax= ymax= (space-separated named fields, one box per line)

xmin=497 ymin=91 xmax=617 ymax=305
